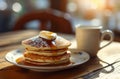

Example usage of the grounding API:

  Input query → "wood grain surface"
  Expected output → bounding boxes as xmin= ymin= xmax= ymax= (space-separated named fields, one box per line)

xmin=0 ymin=30 xmax=120 ymax=79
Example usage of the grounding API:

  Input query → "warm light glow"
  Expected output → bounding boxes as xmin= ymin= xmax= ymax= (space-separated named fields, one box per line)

xmin=67 ymin=2 xmax=77 ymax=12
xmin=77 ymin=0 xmax=106 ymax=11
xmin=12 ymin=2 xmax=22 ymax=12
xmin=90 ymin=0 xmax=105 ymax=10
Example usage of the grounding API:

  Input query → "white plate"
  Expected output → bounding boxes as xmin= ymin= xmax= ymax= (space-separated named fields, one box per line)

xmin=5 ymin=49 xmax=90 ymax=72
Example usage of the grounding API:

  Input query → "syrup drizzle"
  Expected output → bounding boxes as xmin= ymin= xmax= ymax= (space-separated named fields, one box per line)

xmin=26 ymin=36 xmax=57 ymax=48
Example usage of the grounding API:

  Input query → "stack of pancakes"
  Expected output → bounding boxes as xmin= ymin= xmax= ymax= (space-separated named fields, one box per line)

xmin=22 ymin=31 xmax=71 ymax=65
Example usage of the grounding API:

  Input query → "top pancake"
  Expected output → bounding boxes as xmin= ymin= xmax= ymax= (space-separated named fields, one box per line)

xmin=22 ymin=35 xmax=71 ymax=51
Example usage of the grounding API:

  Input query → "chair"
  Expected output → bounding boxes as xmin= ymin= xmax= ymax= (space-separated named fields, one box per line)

xmin=13 ymin=9 xmax=74 ymax=34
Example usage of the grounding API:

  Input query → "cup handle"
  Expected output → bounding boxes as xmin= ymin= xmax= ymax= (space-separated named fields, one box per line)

xmin=100 ymin=30 xmax=114 ymax=49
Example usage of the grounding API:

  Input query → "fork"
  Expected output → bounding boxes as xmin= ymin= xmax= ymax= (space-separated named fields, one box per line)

xmin=74 ymin=58 xmax=120 ymax=79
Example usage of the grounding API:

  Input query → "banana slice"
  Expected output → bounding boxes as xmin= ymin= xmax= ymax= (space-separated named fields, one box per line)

xmin=39 ymin=30 xmax=57 ymax=40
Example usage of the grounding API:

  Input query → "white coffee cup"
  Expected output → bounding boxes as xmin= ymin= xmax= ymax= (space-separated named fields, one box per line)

xmin=76 ymin=25 xmax=114 ymax=57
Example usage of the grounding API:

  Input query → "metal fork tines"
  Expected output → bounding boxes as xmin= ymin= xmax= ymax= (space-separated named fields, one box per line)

xmin=75 ymin=59 xmax=120 ymax=79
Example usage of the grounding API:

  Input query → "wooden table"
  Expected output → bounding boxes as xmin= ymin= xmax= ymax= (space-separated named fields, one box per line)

xmin=0 ymin=30 xmax=120 ymax=79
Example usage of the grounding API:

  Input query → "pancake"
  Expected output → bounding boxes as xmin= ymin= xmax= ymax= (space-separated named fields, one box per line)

xmin=25 ymin=58 xmax=70 ymax=65
xmin=22 ymin=35 xmax=71 ymax=51
xmin=22 ymin=30 xmax=71 ymax=65
xmin=24 ymin=52 xmax=70 ymax=63
xmin=25 ymin=48 xmax=67 ymax=56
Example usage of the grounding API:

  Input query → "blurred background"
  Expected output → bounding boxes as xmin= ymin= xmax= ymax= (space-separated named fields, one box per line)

xmin=0 ymin=0 xmax=120 ymax=37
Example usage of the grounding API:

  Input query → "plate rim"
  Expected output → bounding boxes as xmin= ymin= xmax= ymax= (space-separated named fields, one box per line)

xmin=5 ymin=49 xmax=90 ymax=71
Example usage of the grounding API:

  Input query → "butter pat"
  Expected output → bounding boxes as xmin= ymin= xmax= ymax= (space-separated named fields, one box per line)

xmin=39 ymin=30 xmax=57 ymax=40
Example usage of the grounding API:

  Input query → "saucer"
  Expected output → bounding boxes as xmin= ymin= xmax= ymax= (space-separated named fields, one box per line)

xmin=5 ymin=49 xmax=90 ymax=72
